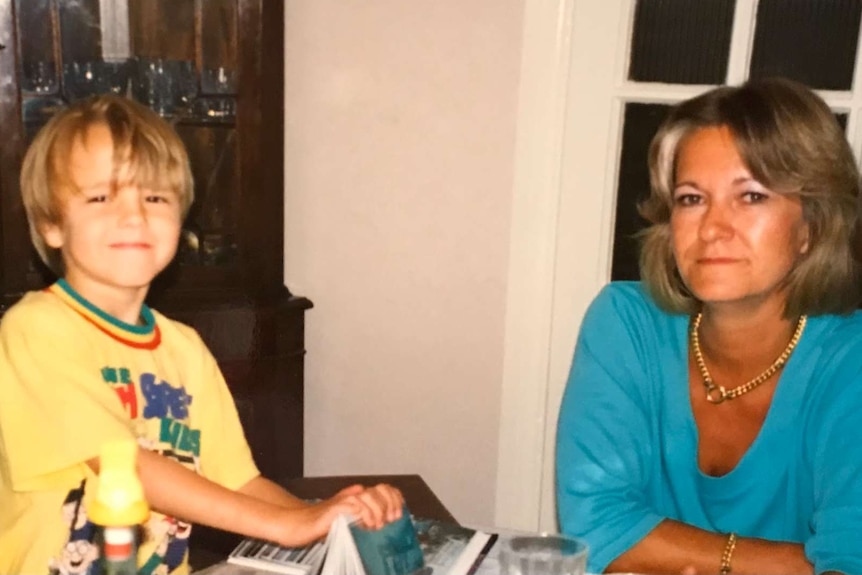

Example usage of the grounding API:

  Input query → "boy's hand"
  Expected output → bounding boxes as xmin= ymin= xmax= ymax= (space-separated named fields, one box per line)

xmin=343 ymin=483 xmax=405 ymax=530
xmin=277 ymin=483 xmax=405 ymax=547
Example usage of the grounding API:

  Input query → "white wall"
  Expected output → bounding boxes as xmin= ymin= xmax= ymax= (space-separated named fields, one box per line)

xmin=283 ymin=1 xmax=525 ymax=525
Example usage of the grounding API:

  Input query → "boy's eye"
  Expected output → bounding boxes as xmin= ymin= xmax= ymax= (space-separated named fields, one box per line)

xmin=145 ymin=194 xmax=172 ymax=204
xmin=86 ymin=195 xmax=108 ymax=203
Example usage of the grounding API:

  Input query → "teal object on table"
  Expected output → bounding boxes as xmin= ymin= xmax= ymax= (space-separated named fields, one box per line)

xmin=349 ymin=506 xmax=425 ymax=575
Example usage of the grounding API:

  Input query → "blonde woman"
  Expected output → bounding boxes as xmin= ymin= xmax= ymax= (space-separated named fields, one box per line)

xmin=557 ymin=78 xmax=862 ymax=575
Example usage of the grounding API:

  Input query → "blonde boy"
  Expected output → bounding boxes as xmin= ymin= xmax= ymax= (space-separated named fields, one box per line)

xmin=0 ymin=95 xmax=401 ymax=575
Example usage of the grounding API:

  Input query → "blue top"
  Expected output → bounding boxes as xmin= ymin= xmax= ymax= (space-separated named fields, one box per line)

xmin=556 ymin=282 xmax=862 ymax=574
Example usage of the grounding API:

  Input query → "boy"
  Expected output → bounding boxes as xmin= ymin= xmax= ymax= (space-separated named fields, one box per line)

xmin=0 ymin=95 xmax=403 ymax=575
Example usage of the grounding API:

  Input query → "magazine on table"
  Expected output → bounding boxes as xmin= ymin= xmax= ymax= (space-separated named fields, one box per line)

xmin=224 ymin=509 xmax=498 ymax=575
xmin=411 ymin=517 xmax=497 ymax=575
xmin=227 ymin=536 xmax=328 ymax=575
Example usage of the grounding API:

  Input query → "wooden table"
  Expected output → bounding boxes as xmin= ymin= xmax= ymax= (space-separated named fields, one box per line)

xmin=281 ymin=474 xmax=457 ymax=524
xmin=190 ymin=474 xmax=457 ymax=570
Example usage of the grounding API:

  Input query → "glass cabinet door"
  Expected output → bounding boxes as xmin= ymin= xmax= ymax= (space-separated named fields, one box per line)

xmin=3 ymin=0 xmax=282 ymax=307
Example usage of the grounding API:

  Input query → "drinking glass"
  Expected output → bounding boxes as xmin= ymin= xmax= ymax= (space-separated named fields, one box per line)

xmin=499 ymin=535 xmax=588 ymax=575
xmin=62 ymin=59 xmax=131 ymax=101
xmin=131 ymin=58 xmax=198 ymax=117
xmin=201 ymin=66 xmax=238 ymax=94
xmin=22 ymin=60 xmax=58 ymax=94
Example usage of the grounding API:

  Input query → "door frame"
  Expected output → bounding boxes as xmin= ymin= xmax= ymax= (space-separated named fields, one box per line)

xmin=496 ymin=0 xmax=701 ymax=532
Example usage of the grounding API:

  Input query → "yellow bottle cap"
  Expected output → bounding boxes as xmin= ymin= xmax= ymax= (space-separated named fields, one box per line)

xmin=88 ymin=439 xmax=150 ymax=526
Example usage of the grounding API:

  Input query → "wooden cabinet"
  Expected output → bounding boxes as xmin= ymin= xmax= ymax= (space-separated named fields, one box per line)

xmin=0 ymin=0 xmax=307 ymax=481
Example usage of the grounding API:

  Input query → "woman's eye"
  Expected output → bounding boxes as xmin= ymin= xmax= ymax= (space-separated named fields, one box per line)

xmin=673 ymin=193 xmax=702 ymax=207
xmin=742 ymin=191 xmax=768 ymax=203
xmin=145 ymin=194 xmax=170 ymax=204
xmin=86 ymin=195 xmax=107 ymax=203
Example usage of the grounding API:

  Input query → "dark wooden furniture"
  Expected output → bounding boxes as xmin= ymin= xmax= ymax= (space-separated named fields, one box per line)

xmin=190 ymin=475 xmax=459 ymax=571
xmin=0 ymin=1 xmax=307 ymax=479
xmin=281 ymin=475 xmax=458 ymax=525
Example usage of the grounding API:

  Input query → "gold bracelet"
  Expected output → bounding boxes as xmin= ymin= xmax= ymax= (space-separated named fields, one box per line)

xmin=719 ymin=532 xmax=737 ymax=575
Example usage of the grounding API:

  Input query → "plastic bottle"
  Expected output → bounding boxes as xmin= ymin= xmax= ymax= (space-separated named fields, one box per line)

xmin=89 ymin=439 xmax=150 ymax=575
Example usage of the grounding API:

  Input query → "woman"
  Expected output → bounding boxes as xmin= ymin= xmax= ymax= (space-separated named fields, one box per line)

xmin=556 ymin=77 xmax=862 ymax=575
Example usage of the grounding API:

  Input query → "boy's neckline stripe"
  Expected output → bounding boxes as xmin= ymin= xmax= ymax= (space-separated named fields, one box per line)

xmin=68 ymin=308 xmax=162 ymax=350
xmin=55 ymin=278 xmax=155 ymax=334
xmin=48 ymin=280 xmax=161 ymax=349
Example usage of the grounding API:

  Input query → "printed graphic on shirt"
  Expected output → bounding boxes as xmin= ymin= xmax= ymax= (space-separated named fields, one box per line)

xmin=50 ymin=481 xmax=99 ymax=575
xmin=50 ymin=367 xmax=200 ymax=575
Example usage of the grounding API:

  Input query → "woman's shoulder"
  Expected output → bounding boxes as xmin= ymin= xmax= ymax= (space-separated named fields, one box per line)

xmin=807 ymin=310 xmax=862 ymax=362
xmin=596 ymin=280 xmax=650 ymax=300
xmin=579 ymin=281 xmax=685 ymax=348
xmin=587 ymin=281 xmax=677 ymax=325
xmin=819 ymin=308 xmax=862 ymax=330
xmin=800 ymin=312 xmax=862 ymax=440
xmin=794 ymin=313 xmax=862 ymax=411
xmin=809 ymin=310 xmax=862 ymax=343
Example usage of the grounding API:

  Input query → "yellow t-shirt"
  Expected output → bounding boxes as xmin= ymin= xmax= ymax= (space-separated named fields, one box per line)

xmin=0 ymin=280 xmax=260 ymax=575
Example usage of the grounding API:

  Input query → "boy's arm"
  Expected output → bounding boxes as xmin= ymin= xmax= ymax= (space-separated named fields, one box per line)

xmin=237 ymin=475 xmax=311 ymax=510
xmin=87 ymin=450 xmax=403 ymax=546
xmin=237 ymin=476 xmax=404 ymax=531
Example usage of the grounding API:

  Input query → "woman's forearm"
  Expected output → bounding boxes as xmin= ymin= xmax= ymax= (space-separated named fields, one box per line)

xmin=607 ymin=520 xmax=812 ymax=575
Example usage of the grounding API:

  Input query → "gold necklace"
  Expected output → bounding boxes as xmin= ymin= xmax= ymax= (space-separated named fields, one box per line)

xmin=691 ymin=312 xmax=807 ymax=404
